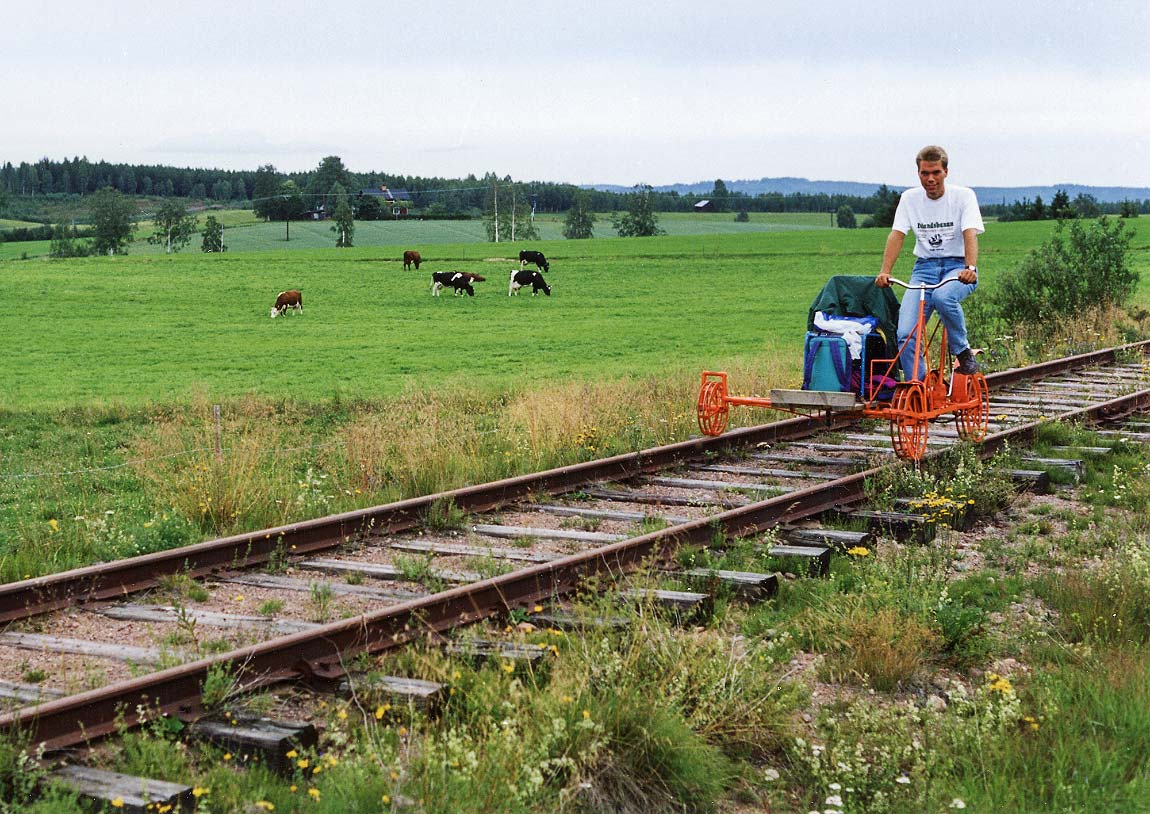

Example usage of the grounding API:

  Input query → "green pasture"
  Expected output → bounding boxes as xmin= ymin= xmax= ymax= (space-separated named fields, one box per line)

xmin=0 ymin=240 xmax=49 ymax=260
xmin=0 ymin=211 xmax=832 ymax=258
xmin=4 ymin=219 xmax=1147 ymax=411
xmin=131 ymin=210 xmax=834 ymax=254
xmin=0 ymin=218 xmax=42 ymax=229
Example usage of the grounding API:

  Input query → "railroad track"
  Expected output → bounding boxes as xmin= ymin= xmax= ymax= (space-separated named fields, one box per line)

xmin=2 ymin=341 xmax=1150 ymax=807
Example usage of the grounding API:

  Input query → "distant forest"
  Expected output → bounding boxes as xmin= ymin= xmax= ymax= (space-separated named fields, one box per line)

xmin=2 ymin=156 xmax=1146 ymax=229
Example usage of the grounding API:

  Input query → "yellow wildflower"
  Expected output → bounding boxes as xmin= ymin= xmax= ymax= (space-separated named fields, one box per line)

xmin=286 ymin=749 xmax=298 ymax=759
xmin=847 ymin=546 xmax=869 ymax=557
xmin=502 ymin=661 xmax=515 ymax=674
xmin=48 ymin=519 xmax=59 ymax=533
xmin=987 ymin=673 xmax=1013 ymax=694
xmin=192 ymin=788 xmax=209 ymax=798
xmin=308 ymin=788 xmax=321 ymax=800
xmin=111 ymin=800 xmax=124 ymax=809
xmin=297 ymin=758 xmax=309 ymax=769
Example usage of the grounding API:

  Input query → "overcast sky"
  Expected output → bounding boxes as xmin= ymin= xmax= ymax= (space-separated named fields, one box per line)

xmin=3 ymin=0 xmax=1147 ymax=188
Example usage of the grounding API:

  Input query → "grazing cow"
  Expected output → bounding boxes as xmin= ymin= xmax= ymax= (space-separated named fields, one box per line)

xmin=431 ymin=271 xmax=484 ymax=297
xmin=403 ymin=250 xmax=422 ymax=270
xmin=519 ymin=250 xmax=549 ymax=272
xmin=270 ymin=289 xmax=303 ymax=318
xmin=509 ymin=268 xmax=551 ymax=296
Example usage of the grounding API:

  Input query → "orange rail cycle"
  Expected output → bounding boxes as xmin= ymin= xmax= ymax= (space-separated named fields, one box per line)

xmin=697 ymin=276 xmax=990 ymax=461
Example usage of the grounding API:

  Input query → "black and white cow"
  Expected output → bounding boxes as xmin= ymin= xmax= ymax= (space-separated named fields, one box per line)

xmin=518 ymin=250 xmax=549 ymax=272
xmin=431 ymin=271 xmax=483 ymax=297
xmin=509 ymin=268 xmax=551 ymax=296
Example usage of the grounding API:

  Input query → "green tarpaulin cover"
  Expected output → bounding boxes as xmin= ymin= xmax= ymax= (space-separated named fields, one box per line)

xmin=807 ymin=275 xmax=901 ymax=360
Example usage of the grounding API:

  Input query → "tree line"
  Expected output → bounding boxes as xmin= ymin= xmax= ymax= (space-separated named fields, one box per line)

xmin=2 ymin=155 xmax=1145 ymax=245
xmin=994 ymin=189 xmax=1146 ymax=222
xmin=0 ymin=155 xmax=987 ymax=223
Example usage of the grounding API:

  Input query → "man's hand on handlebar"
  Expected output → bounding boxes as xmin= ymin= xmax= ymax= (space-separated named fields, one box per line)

xmin=875 ymin=272 xmax=891 ymax=288
xmin=958 ymin=267 xmax=977 ymax=284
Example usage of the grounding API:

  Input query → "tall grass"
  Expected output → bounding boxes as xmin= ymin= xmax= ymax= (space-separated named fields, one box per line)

xmin=945 ymin=647 xmax=1150 ymax=813
xmin=373 ymin=594 xmax=800 ymax=813
xmin=0 ymin=366 xmax=776 ymax=578
xmin=132 ymin=397 xmax=312 ymax=535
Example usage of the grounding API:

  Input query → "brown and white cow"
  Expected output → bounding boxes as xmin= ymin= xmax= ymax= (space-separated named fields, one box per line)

xmin=403 ymin=250 xmax=422 ymax=270
xmin=270 ymin=289 xmax=303 ymax=318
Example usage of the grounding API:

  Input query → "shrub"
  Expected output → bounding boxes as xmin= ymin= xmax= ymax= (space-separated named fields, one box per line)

xmin=826 ymin=607 xmax=939 ymax=691
xmin=992 ymin=216 xmax=1136 ymax=326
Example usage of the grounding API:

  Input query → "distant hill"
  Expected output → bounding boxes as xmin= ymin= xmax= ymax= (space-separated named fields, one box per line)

xmin=587 ymin=178 xmax=1150 ymax=205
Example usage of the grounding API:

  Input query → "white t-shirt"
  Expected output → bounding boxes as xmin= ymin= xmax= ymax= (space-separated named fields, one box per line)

xmin=892 ymin=185 xmax=985 ymax=258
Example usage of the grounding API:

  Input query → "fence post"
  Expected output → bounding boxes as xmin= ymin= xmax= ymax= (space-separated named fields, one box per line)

xmin=213 ymin=404 xmax=223 ymax=463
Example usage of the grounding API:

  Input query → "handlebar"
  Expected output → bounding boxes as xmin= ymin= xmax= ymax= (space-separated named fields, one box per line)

xmin=885 ymin=276 xmax=966 ymax=291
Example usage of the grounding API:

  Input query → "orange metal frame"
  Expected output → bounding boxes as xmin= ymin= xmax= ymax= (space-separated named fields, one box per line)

xmin=697 ymin=278 xmax=989 ymax=460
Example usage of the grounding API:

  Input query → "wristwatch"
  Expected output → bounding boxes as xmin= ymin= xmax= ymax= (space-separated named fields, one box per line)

xmin=964 ymin=265 xmax=978 ymax=273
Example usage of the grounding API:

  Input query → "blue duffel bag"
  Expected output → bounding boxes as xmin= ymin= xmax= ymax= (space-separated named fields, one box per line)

xmin=801 ymin=331 xmax=852 ymax=392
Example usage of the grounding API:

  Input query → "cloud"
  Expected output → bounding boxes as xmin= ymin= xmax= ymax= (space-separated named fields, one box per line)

xmin=147 ymin=131 xmax=332 ymax=157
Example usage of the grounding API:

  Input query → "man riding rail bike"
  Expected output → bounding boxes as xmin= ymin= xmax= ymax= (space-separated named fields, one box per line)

xmin=874 ymin=144 xmax=983 ymax=380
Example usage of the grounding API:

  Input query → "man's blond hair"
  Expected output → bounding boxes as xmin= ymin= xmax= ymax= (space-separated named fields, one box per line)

xmin=916 ymin=145 xmax=949 ymax=169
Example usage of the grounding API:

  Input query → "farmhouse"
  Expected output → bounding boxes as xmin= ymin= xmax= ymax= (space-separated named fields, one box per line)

xmin=359 ymin=185 xmax=412 ymax=217
xmin=693 ymin=199 xmax=714 ymax=213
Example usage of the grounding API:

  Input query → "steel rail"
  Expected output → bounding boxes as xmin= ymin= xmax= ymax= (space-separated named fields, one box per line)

xmin=3 ymin=342 xmax=1148 ymax=750
xmin=1 ymin=463 xmax=879 ymax=750
xmin=0 ymin=409 xmax=864 ymax=624
xmin=6 ymin=341 xmax=1143 ymax=625
xmin=983 ymin=339 xmax=1149 ymax=388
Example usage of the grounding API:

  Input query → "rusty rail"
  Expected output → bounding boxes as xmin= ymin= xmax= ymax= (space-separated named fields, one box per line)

xmin=2 ymin=341 xmax=1148 ymax=750
xmin=0 ymin=411 xmax=865 ymax=624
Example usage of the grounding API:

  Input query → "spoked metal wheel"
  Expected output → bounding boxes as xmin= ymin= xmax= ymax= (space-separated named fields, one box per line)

xmin=696 ymin=378 xmax=730 ymax=437
xmin=890 ymin=382 xmax=929 ymax=461
xmin=955 ymin=372 xmax=990 ymax=442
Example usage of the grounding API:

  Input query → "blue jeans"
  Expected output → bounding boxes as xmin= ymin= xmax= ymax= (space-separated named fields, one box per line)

xmin=897 ymin=257 xmax=977 ymax=380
